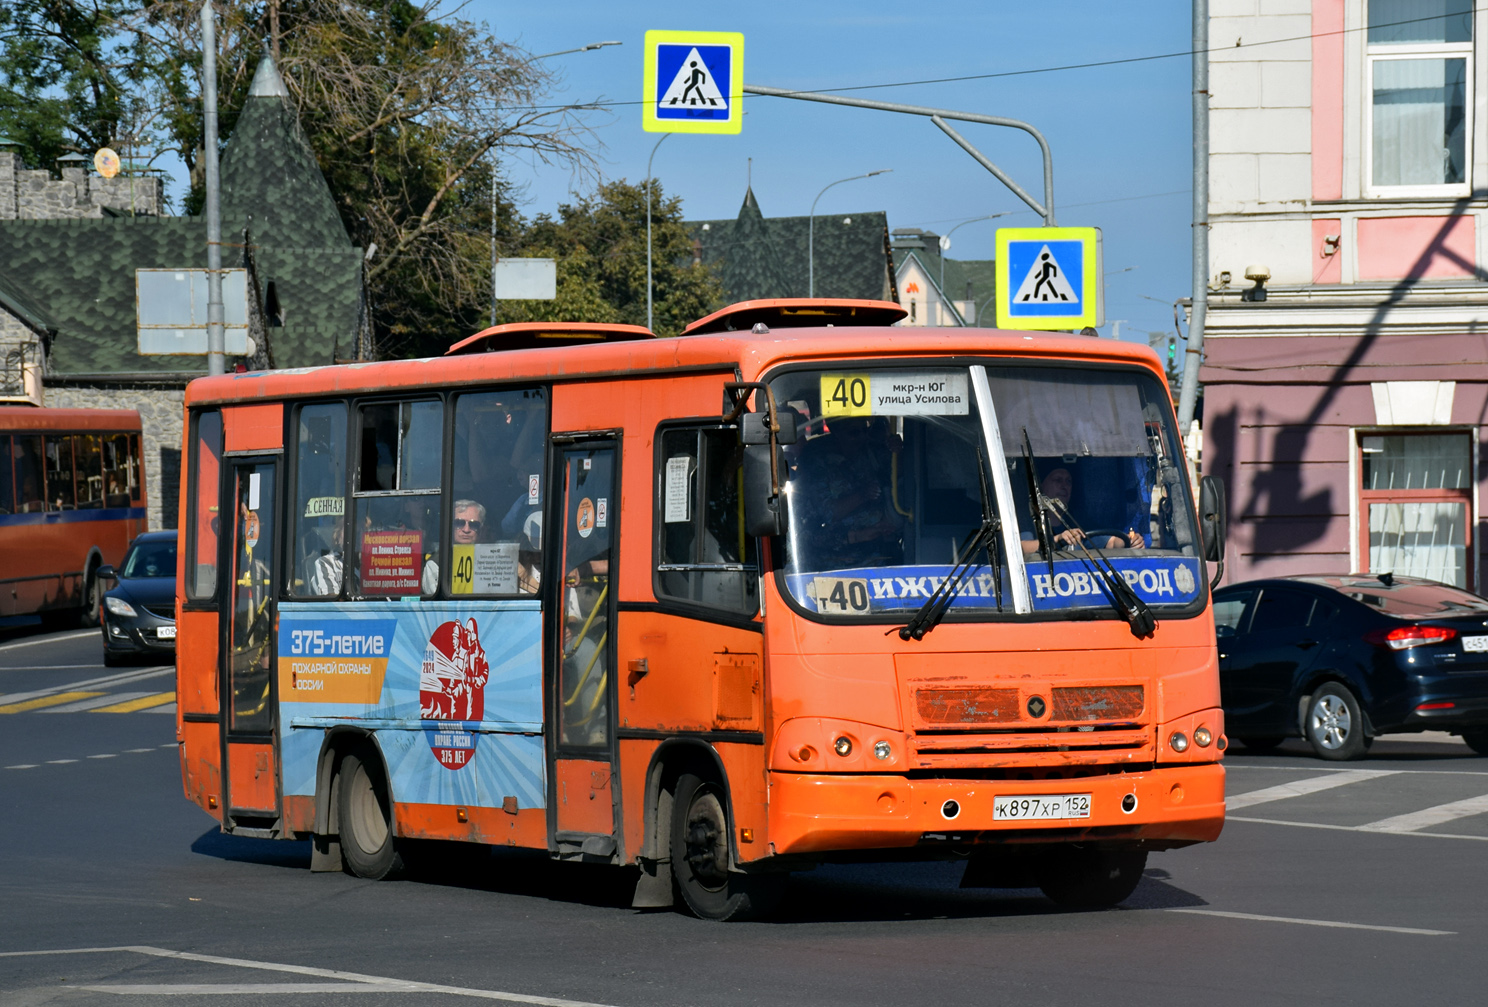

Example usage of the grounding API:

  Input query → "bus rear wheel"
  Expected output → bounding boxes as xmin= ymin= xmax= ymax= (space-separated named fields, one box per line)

xmin=77 ymin=565 xmax=102 ymax=628
xmin=670 ymin=773 xmax=783 ymax=921
xmin=337 ymin=750 xmax=403 ymax=880
xmin=1034 ymin=847 xmax=1147 ymax=910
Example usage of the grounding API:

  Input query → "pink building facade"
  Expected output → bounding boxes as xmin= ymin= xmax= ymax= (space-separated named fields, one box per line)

xmin=1202 ymin=0 xmax=1488 ymax=590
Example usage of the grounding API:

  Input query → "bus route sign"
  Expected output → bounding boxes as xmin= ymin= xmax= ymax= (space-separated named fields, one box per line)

xmin=643 ymin=30 xmax=744 ymax=134
xmin=994 ymin=226 xmax=1103 ymax=331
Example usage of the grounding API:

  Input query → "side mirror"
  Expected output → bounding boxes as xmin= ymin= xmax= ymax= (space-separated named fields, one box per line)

xmin=1199 ymin=475 xmax=1226 ymax=563
xmin=741 ymin=410 xmax=797 ymax=446
xmin=97 ymin=565 xmax=118 ymax=581
xmin=742 ymin=444 xmax=787 ymax=537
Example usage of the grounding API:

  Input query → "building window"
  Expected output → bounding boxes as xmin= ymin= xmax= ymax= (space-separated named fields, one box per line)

xmin=1366 ymin=0 xmax=1473 ymax=194
xmin=1358 ymin=432 xmax=1473 ymax=587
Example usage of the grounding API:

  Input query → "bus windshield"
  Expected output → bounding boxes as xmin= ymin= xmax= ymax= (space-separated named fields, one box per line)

xmin=771 ymin=363 xmax=1202 ymax=621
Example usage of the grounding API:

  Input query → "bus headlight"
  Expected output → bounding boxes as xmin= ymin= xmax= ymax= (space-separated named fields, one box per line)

xmin=105 ymin=597 xmax=137 ymax=618
xmin=833 ymin=736 xmax=853 ymax=757
xmin=1193 ymin=726 xmax=1213 ymax=748
xmin=873 ymin=740 xmax=891 ymax=760
xmin=1169 ymin=731 xmax=1190 ymax=753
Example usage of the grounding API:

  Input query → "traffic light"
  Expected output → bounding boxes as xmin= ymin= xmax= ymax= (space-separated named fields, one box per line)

xmin=1166 ymin=336 xmax=1178 ymax=372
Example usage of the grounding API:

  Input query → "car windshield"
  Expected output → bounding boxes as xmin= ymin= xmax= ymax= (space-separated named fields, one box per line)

xmin=770 ymin=363 xmax=1202 ymax=621
xmin=1308 ymin=577 xmax=1488 ymax=617
xmin=122 ymin=539 xmax=176 ymax=579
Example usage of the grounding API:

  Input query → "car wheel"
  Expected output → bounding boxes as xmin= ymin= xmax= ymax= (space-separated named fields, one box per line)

xmin=1034 ymin=847 xmax=1148 ymax=909
xmin=1238 ymin=736 xmax=1284 ymax=752
xmin=1460 ymin=730 xmax=1488 ymax=756
xmin=337 ymin=749 xmax=404 ymax=880
xmin=670 ymin=773 xmax=783 ymax=921
xmin=1305 ymin=684 xmax=1368 ymax=761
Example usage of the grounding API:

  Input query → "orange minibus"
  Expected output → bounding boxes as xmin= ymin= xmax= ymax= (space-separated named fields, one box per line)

xmin=1 ymin=407 xmax=147 ymax=625
xmin=175 ymin=301 xmax=1227 ymax=920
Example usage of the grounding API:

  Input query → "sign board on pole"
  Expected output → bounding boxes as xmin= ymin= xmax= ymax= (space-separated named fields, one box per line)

xmin=643 ymin=30 xmax=744 ymax=134
xmin=494 ymin=258 xmax=557 ymax=300
xmin=136 ymin=268 xmax=249 ymax=355
xmin=994 ymin=226 xmax=1103 ymax=331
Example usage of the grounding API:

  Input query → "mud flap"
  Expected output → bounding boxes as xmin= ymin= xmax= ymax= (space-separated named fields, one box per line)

xmin=310 ymin=833 xmax=343 ymax=873
xmin=632 ymin=856 xmax=674 ymax=908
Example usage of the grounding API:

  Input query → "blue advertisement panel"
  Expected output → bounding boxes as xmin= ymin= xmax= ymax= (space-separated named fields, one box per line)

xmin=276 ymin=600 xmax=545 ymax=811
xmin=787 ymin=556 xmax=1201 ymax=616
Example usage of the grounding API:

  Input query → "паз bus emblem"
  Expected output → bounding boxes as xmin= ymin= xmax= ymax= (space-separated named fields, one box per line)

xmin=419 ymin=619 xmax=489 ymax=769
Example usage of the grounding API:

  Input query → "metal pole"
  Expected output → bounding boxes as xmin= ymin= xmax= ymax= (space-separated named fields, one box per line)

xmin=744 ymin=84 xmax=1055 ymax=226
xmin=646 ymin=133 xmax=669 ymax=332
xmin=937 ymin=211 xmax=1011 ymax=314
xmin=201 ymin=0 xmax=225 ymax=376
xmin=810 ymin=170 xmax=890 ymax=298
xmin=1177 ymin=0 xmax=1208 ymax=442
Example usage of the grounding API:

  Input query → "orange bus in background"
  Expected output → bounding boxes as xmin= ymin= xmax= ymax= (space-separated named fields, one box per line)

xmin=175 ymin=300 xmax=1229 ymax=920
xmin=0 ymin=407 xmax=147 ymax=626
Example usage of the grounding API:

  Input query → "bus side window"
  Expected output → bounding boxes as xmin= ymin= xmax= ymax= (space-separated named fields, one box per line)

xmin=655 ymin=425 xmax=759 ymax=616
xmin=129 ymin=434 xmax=142 ymax=502
xmin=186 ymin=411 xmax=223 ymax=600
xmin=0 ymin=435 xmax=12 ymax=515
xmin=291 ymin=402 xmax=348 ymax=598
xmin=74 ymin=434 xmax=104 ymax=509
xmin=43 ymin=434 xmax=76 ymax=511
xmin=12 ymin=435 xmax=44 ymax=514
xmin=449 ymin=389 xmax=547 ymax=596
xmin=103 ymin=434 xmax=134 ymax=507
xmin=353 ymin=400 xmax=443 ymax=598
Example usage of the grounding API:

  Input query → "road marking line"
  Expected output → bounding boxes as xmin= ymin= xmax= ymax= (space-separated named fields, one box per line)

xmin=0 ymin=667 xmax=172 ymax=707
xmin=44 ymin=691 xmax=154 ymax=713
xmin=148 ymin=701 xmax=177 ymax=714
xmin=1359 ymin=793 xmax=1488 ymax=833
xmin=5 ymin=764 xmax=39 ymax=770
xmin=2 ymin=664 xmax=108 ymax=671
xmin=125 ymin=748 xmax=156 ymax=753
xmin=1227 ymin=769 xmax=1399 ymax=809
xmin=0 ymin=630 xmax=97 ymax=653
xmin=0 ymin=691 xmax=106 ymax=715
xmin=72 ymin=983 xmax=412 ymax=995
xmin=0 ymin=946 xmax=626 ymax=1006
xmin=87 ymin=754 xmax=118 ymax=759
xmin=89 ymin=692 xmax=175 ymax=714
xmin=1229 ymin=815 xmax=1488 ymax=842
xmin=1167 ymin=908 xmax=1453 ymax=935
xmin=45 ymin=759 xmax=78 ymax=765
xmin=1229 ymin=765 xmax=1488 ymax=777
xmin=159 ymin=743 xmax=174 ymax=748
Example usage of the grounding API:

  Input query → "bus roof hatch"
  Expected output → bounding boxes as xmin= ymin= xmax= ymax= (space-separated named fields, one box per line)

xmin=682 ymin=298 xmax=907 ymax=336
xmin=447 ymin=321 xmax=656 ymax=355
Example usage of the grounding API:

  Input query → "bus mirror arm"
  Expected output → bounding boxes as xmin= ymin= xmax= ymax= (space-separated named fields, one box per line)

xmin=728 ymin=382 xmax=793 ymax=538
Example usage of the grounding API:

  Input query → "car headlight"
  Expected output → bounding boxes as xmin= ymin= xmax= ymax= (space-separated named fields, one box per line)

xmin=105 ymin=596 xmax=137 ymax=618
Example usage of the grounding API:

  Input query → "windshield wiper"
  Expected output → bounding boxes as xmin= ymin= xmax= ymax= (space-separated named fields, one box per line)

xmin=1020 ymin=430 xmax=1056 ymax=579
xmin=899 ymin=447 xmax=1002 ymax=640
xmin=1041 ymin=494 xmax=1157 ymax=638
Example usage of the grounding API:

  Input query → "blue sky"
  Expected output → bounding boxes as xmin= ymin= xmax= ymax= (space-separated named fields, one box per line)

xmin=469 ymin=0 xmax=1199 ymax=345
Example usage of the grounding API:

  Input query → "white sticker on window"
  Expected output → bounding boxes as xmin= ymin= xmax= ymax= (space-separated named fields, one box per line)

xmin=248 ymin=471 xmax=261 ymax=510
xmin=596 ymin=498 xmax=608 ymax=528
xmin=528 ymin=473 xmax=540 ymax=504
xmin=664 ymin=455 xmax=692 ymax=523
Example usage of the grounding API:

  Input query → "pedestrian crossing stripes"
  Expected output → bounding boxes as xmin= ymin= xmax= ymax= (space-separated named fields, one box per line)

xmin=0 ymin=690 xmax=174 ymax=714
xmin=1359 ymin=793 xmax=1488 ymax=834
xmin=1226 ymin=768 xmax=1399 ymax=809
xmin=0 ymin=691 xmax=105 ymax=715
xmin=1227 ymin=765 xmax=1488 ymax=841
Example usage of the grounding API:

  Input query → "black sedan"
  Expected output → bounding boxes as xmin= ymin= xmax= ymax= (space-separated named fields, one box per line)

xmin=1215 ymin=574 xmax=1488 ymax=760
xmin=99 ymin=530 xmax=178 ymax=666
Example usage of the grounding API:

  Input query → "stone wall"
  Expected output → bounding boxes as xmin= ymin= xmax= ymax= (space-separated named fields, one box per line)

xmin=44 ymin=385 xmax=185 ymax=531
xmin=0 ymin=311 xmax=43 ymax=401
xmin=0 ymin=152 xmax=162 ymax=220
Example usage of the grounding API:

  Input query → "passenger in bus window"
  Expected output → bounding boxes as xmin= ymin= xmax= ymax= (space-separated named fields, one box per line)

xmin=308 ymin=522 xmax=344 ymax=596
xmin=453 ymin=500 xmax=486 ymax=544
xmin=1021 ymin=465 xmax=1145 ymax=553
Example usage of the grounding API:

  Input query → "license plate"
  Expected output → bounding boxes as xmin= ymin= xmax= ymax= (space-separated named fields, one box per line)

xmin=156 ymin=625 xmax=176 ymax=640
xmin=993 ymin=793 xmax=1092 ymax=821
xmin=1463 ymin=635 xmax=1488 ymax=652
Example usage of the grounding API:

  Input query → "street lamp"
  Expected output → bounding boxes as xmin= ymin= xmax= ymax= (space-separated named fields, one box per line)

xmin=491 ymin=40 xmax=622 ymax=326
xmin=645 ymin=133 xmax=670 ymax=332
xmin=809 ymin=169 xmax=891 ymax=298
xmin=936 ymin=211 xmax=1011 ymax=303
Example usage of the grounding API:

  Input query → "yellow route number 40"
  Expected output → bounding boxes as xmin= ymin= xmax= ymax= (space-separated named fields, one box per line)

xmin=820 ymin=374 xmax=873 ymax=417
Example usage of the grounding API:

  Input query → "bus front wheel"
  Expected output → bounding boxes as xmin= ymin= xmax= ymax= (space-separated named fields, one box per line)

xmin=670 ymin=773 xmax=783 ymax=921
xmin=1035 ymin=847 xmax=1147 ymax=910
xmin=337 ymin=750 xmax=403 ymax=880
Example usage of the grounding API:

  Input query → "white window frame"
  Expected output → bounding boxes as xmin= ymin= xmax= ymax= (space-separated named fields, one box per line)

xmin=1364 ymin=17 xmax=1475 ymax=198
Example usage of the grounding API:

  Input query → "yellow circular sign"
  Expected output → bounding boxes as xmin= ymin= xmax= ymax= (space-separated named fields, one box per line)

xmin=94 ymin=148 xmax=120 ymax=178
xmin=575 ymin=497 xmax=595 ymax=539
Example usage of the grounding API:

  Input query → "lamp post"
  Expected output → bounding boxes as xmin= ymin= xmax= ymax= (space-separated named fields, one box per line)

xmin=809 ymin=169 xmax=891 ymax=298
xmin=935 ymin=211 xmax=1011 ymax=317
xmin=490 ymin=40 xmax=621 ymax=327
xmin=645 ymin=133 xmax=670 ymax=332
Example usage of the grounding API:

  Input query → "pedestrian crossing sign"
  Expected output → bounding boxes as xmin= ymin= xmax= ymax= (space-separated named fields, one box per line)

xmin=995 ymin=226 xmax=1103 ymax=330
xmin=643 ymin=30 xmax=744 ymax=134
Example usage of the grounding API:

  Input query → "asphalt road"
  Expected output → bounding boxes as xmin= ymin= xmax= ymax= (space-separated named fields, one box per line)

xmin=2 ymin=625 xmax=1486 ymax=1006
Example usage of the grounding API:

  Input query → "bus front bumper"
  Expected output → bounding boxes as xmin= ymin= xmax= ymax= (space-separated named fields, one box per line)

xmin=767 ymin=763 xmax=1225 ymax=856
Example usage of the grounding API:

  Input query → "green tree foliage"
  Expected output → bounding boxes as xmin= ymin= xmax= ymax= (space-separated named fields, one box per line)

xmin=503 ymin=180 xmax=725 ymax=340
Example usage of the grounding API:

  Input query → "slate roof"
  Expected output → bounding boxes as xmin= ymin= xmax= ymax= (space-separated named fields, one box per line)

xmin=0 ymin=263 xmax=61 ymax=336
xmin=687 ymin=187 xmax=897 ymax=303
xmin=0 ymin=50 xmax=361 ymax=377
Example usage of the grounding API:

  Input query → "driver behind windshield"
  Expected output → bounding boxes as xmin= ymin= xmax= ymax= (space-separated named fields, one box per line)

xmin=1021 ymin=463 xmax=1147 ymax=553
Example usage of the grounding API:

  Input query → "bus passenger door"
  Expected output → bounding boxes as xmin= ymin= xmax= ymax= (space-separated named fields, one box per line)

xmin=220 ymin=458 xmax=281 ymax=829
xmin=549 ymin=439 xmax=619 ymax=855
